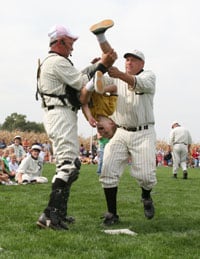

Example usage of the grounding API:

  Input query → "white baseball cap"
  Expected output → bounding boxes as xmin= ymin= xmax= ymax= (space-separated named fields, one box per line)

xmin=31 ymin=145 xmax=41 ymax=151
xmin=48 ymin=24 xmax=78 ymax=43
xmin=14 ymin=135 xmax=21 ymax=140
xmin=124 ymin=49 xmax=145 ymax=62
xmin=171 ymin=121 xmax=180 ymax=128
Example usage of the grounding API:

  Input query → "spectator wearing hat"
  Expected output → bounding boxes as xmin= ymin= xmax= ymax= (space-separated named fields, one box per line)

xmin=168 ymin=121 xmax=192 ymax=179
xmin=15 ymin=145 xmax=48 ymax=184
xmin=9 ymin=136 xmax=26 ymax=164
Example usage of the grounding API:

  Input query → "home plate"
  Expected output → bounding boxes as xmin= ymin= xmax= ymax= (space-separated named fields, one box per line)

xmin=103 ymin=229 xmax=137 ymax=236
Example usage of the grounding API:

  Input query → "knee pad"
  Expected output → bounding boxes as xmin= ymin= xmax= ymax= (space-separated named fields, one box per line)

xmin=53 ymin=157 xmax=81 ymax=184
xmin=67 ymin=168 xmax=79 ymax=185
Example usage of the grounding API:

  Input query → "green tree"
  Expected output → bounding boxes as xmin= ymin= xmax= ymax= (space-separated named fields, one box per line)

xmin=0 ymin=113 xmax=45 ymax=132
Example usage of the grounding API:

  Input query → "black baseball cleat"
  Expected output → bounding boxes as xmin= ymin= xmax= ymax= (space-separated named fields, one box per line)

xmin=142 ymin=198 xmax=155 ymax=219
xmin=102 ymin=212 xmax=119 ymax=226
xmin=183 ymin=170 xmax=188 ymax=179
xmin=37 ymin=213 xmax=68 ymax=231
xmin=173 ymin=174 xmax=177 ymax=179
xmin=90 ymin=19 xmax=114 ymax=35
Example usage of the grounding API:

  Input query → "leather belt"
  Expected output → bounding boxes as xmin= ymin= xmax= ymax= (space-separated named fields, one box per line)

xmin=47 ymin=105 xmax=77 ymax=112
xmin=174 ymin=142 xmax=187 ymax=145
xmin=117 ymin=125 xmax=148 ymax=132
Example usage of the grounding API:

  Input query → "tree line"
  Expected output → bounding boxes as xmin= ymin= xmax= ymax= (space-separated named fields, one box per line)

xmin=0 ymin=113 xmax=45 ymax=133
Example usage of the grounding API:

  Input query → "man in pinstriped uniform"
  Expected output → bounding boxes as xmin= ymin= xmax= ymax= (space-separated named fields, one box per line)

xmin=168 ymin=121 xmax=192 ymax=179
xmin=97 ymin=49 xmax=157 ymax=225
xmin=36 ymin=24 xmax=117 ymax=230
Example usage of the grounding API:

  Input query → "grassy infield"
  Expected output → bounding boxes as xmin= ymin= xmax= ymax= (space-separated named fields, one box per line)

xmin=0 ymin=163 xmax=200 ymax=258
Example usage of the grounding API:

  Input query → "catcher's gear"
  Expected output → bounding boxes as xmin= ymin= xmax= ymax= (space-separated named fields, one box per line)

xmin=36 ymin=56 xmax=81 ymax=110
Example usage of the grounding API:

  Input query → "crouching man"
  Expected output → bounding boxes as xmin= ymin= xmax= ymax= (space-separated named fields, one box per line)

xmin=15 ymin=145 xmax=48 ymax=184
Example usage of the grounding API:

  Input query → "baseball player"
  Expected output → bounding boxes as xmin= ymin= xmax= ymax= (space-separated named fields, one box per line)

xmin=36 ymin=23 xmax=117 ymax=230
xmin=15 ymin=145 xmax=47 ymax=184
xmin=98 ymin=49 xmax=157 ymax=225
xmin=168 ymin=122 xmax=192 ymax=179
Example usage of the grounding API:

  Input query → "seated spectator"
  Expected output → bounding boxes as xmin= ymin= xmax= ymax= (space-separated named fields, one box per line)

xmin=0 ymin=139 xmax=6 ymax=149
xmin=80 ymin=144 xmax=85 ymax=156
xmin=7 ymin=146 xmax=15 ymax=161
xmin=32 ymin=138 xmax=42 ymax=147
xmin=0 ymin=148 xmax=4 ymax=159
xmin=15 ymin=145 xmax=48 ymax=184
xmin=1 ymin=148 xmax=15 ymax=179
xmin=191 ymin=147 xmax=199 ymax=167
xmin=0 ymin=172 xmax=10 ymax=184
xmin=0 ymin=152 xmax=10 ymax=184
xmin=164 ymin=151 xmax=172 ymax=166
xmin=39 ymin=146 xmax=46 ymax=162
xmin=42 ymin=140 xmax=52 ymax=162
xmin=22 ymin=138 xmax=30 ymax=152
xmin=8 ymin=154 xmax=19 ymax=177
xmin=9 ymin=136 xmax=26 ymax=164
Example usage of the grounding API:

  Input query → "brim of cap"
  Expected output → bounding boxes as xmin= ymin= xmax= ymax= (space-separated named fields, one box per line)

xmin=64 ymin=34 xmax=78 ymax=41
xmin=124 ymin=53 xmax=143 ymax=61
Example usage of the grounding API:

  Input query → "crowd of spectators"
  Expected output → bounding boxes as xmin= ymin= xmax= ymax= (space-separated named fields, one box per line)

xmin=156 ymin=147 xmax=200 ymax=168
xmin=1 ymin=136 xmax=199 ymax=185
xmin=0 ymin=136 xmax=53 ymax=185
xmin=79 ymin=141 xmax=98 ymax=165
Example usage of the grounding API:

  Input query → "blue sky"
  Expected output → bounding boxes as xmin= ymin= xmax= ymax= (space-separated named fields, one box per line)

xmin=0 ymin=0 xmax=200 ymax=142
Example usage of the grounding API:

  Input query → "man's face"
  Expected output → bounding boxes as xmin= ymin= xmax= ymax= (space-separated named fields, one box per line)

xmin=59 ymin=36 xmax=75 ymax=58
xmin=125 ymin=56 xmax=144 ymax=75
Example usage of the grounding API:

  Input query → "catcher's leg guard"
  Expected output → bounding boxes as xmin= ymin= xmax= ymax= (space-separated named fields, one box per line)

xmin=54 ymin=157 xmax=81 ymax=184
xmin=43 ymin=179 xmax=70 ymax=229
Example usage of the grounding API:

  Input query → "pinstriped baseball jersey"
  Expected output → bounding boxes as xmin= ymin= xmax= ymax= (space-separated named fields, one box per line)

xmin=38 ymin=53 xmax=88 ymax=107
xmin=110 ymin=70 xmax=156 ymax=127
xmin=38 ymin=53 xmax=88 ymax=181
xmin=100 ymin=69 xmax=157 ymax=190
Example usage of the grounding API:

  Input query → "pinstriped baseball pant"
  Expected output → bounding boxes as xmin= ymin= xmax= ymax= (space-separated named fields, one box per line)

xmin=99 ymin=125 xmax=157 ymax=190
xmin=43 ymin=106 xmax=79 ymax=182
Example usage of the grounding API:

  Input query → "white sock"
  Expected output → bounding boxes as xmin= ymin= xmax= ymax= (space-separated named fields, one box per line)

xmin=96 ymin=33 xmax=106 ymax=44
xmin=85 ymin=78 xmax=94 ymax=92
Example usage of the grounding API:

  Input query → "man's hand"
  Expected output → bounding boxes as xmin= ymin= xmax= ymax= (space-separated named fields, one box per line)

xmin=90 ymin=57 xmax=101 ymax=64
xmin=101 ymin=49 xmax=117 ymax=68
xmin=108 ymin=66 xmax=121 ymax=78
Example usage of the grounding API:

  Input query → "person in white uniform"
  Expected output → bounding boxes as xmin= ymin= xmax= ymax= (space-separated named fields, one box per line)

xmin=97 ymin=49 xmax=157 ymax=225
xmin=15 ymin=145 xmax=47 ymax=184
xmin=36 ymin=23 xmax=117 ymax=230
xmin=168 ymin=121 xmax=192 ymax=179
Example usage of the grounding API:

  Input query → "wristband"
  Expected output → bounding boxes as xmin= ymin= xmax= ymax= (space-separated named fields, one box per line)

xmin=96 ymin=63 xmax=107 ymax=74
xmin=88 ymin=63 xmax=107 ymax=79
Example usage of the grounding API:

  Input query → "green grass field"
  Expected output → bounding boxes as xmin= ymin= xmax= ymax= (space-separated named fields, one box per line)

xmin=0 ymin=163 xmax=200 ymax=259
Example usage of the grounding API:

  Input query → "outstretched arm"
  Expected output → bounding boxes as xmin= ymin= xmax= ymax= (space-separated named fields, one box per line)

xmin=108 ymin=66 xmax=135 ymax=86
xmin=82 ymin=104 xmax=97 ymax=127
